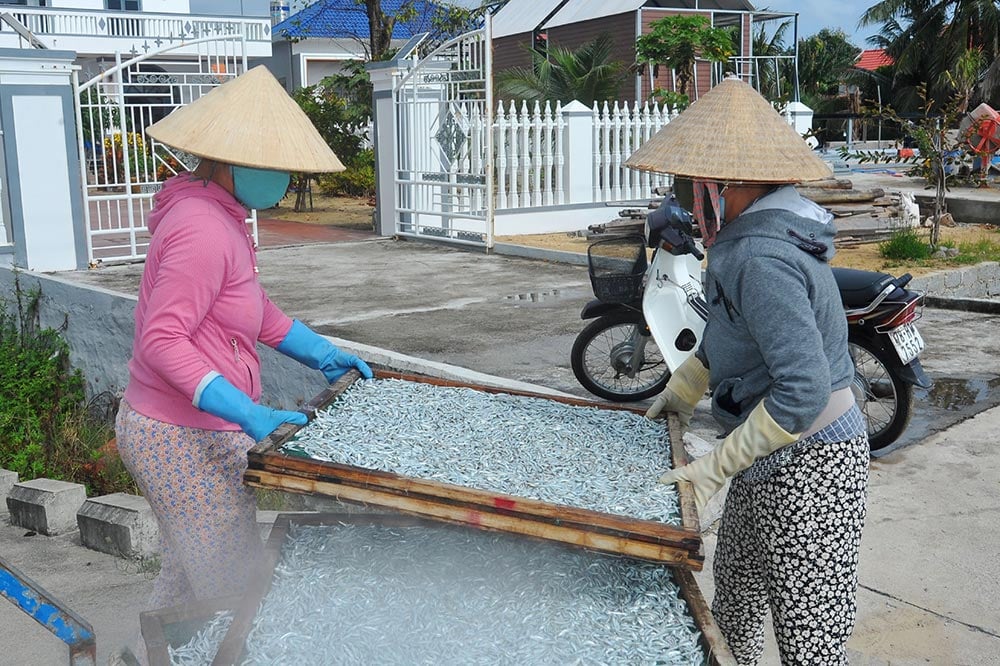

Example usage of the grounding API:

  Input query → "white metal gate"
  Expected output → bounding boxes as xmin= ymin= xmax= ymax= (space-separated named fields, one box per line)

xmin=74 ymin=35 xmax=248 ymax=264
xmin=393 ymin=22 xmax=494 ymax=248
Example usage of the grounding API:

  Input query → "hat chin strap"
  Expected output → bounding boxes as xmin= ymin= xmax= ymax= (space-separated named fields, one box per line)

xmin=692 ymin=180 xmax=724 ymax=247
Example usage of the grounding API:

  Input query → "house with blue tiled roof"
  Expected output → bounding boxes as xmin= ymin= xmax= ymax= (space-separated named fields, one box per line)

xmin=262 ymin=0 xmax=448 ymax=91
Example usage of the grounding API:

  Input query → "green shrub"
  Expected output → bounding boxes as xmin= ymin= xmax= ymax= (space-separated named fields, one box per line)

xmin=879 ymin=228 xmax=933 ymax=261
xmin=0 ymin=276 xmax=136 ymax=495
xmin=317 ymin=149 xmax=375 ymax=198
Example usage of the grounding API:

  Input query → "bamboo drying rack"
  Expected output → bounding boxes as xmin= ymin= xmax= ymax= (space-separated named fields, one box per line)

xmin=244 ymin=368 xmax=704 ymax=569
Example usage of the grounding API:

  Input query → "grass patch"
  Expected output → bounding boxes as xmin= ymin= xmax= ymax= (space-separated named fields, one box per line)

xmin=879 ymin=228 xmax=933 ymax=261
xmin=876 ymin=226 xmax=1000 ymax=271
xmin=949 ymin=238 xmax=1000 ymax=264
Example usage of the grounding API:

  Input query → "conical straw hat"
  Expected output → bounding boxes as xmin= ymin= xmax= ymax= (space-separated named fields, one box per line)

xmin=625 ymin=77 xmax=831 ymax=183
xmin=146 ymin=65 xmax=345 ymax=173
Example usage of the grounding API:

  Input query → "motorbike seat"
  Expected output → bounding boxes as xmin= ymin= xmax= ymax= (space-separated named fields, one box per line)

xmin=833 ymin=268 xmax=896 ymax=308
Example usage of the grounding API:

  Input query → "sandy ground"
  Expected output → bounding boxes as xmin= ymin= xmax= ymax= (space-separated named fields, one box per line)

xmin=498 ymin=224 xmax=1000 ymax=277
xmin=261 ymin=192 xmax=374 ymax=230
xmin=259 ymin=187 xmax=1000 ymax=278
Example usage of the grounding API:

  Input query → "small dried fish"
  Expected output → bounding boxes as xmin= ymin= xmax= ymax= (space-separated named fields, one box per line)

xmin=282 ymin=379 xmax=680 ymax=524
xmin=167 ymin=610 xmax=233 ymax=666
xmin=240 ymin=522 xmax=706 ymax=665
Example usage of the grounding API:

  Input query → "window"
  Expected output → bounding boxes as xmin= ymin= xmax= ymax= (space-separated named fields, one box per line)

xmin=106 ymin=0 xmax=141 ymax=10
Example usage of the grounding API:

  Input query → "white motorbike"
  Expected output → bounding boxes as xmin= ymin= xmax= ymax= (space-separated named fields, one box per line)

xmin=570 ymin=196 xmax=931 ymax=451
xmin=570 ymin=197 xmax=706 ymax=402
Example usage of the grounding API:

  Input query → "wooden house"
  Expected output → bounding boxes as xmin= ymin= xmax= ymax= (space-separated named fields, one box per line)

xmin=491 ymin=0 xmax=798 ymax=104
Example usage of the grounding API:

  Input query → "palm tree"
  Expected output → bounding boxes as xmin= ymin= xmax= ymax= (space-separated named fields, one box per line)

xmin=860 ymin=0 xmax=1000 ymax=109
xmin=750 ymin=20 xmax=794 ymax=102
xmin=495 ymin=34 xmax=627 ymax=106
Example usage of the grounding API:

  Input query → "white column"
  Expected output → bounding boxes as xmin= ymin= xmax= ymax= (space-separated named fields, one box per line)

xmin=783 ymin=101 xmax=817 ymax=148
xmin=561 ymin=100 xmax=594 ymax=205
xmin=367 ymin=61 xmax=407 ymax=238
xmin=0 ymin=48 xmax=86 ymax=271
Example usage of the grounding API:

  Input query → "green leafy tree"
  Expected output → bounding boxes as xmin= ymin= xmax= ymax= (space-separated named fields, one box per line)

xmin=792 ymin=28 xmax=864 ymax=144
xmin=291 ymin=66 xmax=375 ymax=207
xmin=797 ymin=28 xmax=862 ymax=106
xmin=495 ymin=34 xmax=627 ymax=105
xmin=635 ymin=14 xmax=734 ymax=99
xmin=750 ymin=20 xmax=794 ymax=103
xmin=841 ymin=84 xmax=969 ymax=246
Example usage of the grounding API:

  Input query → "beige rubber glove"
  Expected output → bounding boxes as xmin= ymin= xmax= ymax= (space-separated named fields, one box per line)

xmin=658 ymin=400 xmax=800 ymax=513
xmin=645 ymin=355 xmax=710 ymax=429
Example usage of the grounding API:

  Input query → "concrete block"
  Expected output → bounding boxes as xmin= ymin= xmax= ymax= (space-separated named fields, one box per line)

xmin=6 ymin=479 xmax=87 ymax=536
xmin=913 ymin=272 xmax=945 ymax=296
xmin=0 ymin=469 xmax=18 ymax=509
xmin=944 ymin=269 xmax=964 ymax=289
xmin=77 ymin=493 xmax=159 ymax=559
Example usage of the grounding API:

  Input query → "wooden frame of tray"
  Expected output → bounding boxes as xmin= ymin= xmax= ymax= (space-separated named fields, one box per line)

xmin=141 ymin=594 xmax=244 ymax=666
xmin=245 ymin=368 xmax=703 ymax=569
xmin=210 ymin=513 xmax=735 ymax=666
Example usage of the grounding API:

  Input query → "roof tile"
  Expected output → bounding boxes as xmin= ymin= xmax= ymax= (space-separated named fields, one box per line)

xmin=274 ymin=0 xmax=442 ymax=40
xmin=855 ymin=49 xmax=894 ymax=72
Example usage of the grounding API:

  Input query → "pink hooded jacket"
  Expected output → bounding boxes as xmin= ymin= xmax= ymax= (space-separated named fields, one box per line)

xmin=123 ymin=174 xmax=293 ymax=430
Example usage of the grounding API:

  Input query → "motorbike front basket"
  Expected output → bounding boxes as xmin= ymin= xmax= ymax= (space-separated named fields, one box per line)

xmin=587 ymin=235 xmax=648 ymax=304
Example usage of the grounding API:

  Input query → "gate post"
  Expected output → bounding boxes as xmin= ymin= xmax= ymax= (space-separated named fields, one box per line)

xmin=0 ymin=49 xmax=86 ymax=272
xmin=561 ymin=101 xmax=595 ymax=205
xmin=368 ymin=60 xmax=409 ymax=238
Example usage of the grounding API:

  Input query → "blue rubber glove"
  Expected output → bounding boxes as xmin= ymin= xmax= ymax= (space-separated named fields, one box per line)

xmin=276 ymin=319 xmax=374 ymax=383
xmin=195 ymin=375 xmax=307 ymax=442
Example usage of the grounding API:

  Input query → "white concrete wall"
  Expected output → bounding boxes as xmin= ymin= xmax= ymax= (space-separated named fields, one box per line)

xmin=50 ymin=0 xmax=106 ymax=9
xmin=494 ymin=205 xmax=622 ymax=236
xmin=9 ymin=96 xmax=78 ymax=272
xmin=54 ymin=0 xmax=192 ymax=12
xmin=302 ymin=56 xmax=359 ymax=86
xmin=0 ymin=49 xmax=87 ymax=272
xmin=191 ymin=0 xmax=270 ymax=16
xmin=138 ymin=0 xmax=191 ymax=14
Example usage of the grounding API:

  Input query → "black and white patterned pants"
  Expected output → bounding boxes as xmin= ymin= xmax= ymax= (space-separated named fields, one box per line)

xmin=712 ymin=430 xmax=869 ymax=665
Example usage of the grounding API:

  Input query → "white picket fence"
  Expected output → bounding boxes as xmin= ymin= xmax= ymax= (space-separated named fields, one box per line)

xmin=590 ymin=100 xmax=677 ymax=203
xmin=491 ymin=99 xmax=676 ymax=210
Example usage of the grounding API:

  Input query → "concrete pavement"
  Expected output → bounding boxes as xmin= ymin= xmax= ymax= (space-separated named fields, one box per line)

xmin=3 ymin=236 xmax=1000 ymax=664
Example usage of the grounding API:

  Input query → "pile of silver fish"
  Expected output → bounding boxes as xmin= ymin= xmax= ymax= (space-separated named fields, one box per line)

xmin=239 ymin=521 xmax=706 ymax=665
xmin=282 ymin=379 xmax=681 ymax=524
xmin=167 ymin=610 xmax=233 ymax=666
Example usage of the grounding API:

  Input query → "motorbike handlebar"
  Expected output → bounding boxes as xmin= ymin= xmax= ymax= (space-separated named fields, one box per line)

xmin=660 ymin=227 xmax=704 ymax=260
xmin=685 ymin=238 xmax=705 ymax=261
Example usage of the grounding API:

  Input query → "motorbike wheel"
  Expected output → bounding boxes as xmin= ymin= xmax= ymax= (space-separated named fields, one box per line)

xmin=848 ymin=338 xmax=914 ymax=452
xmin=571 ymin=311 xmax=670 ymax=402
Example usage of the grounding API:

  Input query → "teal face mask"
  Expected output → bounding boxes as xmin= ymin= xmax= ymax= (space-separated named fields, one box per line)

xmin=231 ymin=165 xmax=290 ymax=210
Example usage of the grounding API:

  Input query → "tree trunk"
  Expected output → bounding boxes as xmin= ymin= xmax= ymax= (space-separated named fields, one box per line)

xmin=294 ymin=175 xmax=310 ymax=213
xmin=931 ymin=162 xmax=945 ymax=248
xmin=677 ymin=68 xmax=692 ymax=98
xmin=365 ymin=0 xmax=395 ymax=61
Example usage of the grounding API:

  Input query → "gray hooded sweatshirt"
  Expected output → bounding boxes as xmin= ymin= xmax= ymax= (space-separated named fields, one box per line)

xmin=696 ymin=186 xmax=855 ymax=435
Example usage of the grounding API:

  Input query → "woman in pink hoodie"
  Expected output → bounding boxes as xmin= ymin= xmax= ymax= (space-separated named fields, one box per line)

xmin=113 ymin=66 xmax=371 ymax=664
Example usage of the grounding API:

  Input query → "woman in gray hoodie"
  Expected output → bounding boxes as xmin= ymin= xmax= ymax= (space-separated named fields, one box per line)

xmin=627 ymin=77 xmax=868 ymax=665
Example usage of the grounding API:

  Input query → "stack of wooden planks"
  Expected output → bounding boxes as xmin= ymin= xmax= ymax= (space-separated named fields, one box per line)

xmin=587 ymin=178 xmax=904 ymax=246
xmin=797 ymin=178 xmax=903 ymax=246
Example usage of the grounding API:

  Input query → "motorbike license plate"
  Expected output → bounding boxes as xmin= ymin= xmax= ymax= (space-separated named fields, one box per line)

xmin=888 ymin=322 xmax=924 ymax=364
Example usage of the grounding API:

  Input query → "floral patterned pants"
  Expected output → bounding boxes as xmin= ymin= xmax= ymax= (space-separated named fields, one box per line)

xmin=712 ymin=433 xmax=869 ymax=665
xmin=115 ymin=401 xmax=264 ymax=660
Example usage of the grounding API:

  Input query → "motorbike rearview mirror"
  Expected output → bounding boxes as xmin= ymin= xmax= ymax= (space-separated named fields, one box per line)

xmin=645 ymin=195 xmax=695 ymax=248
